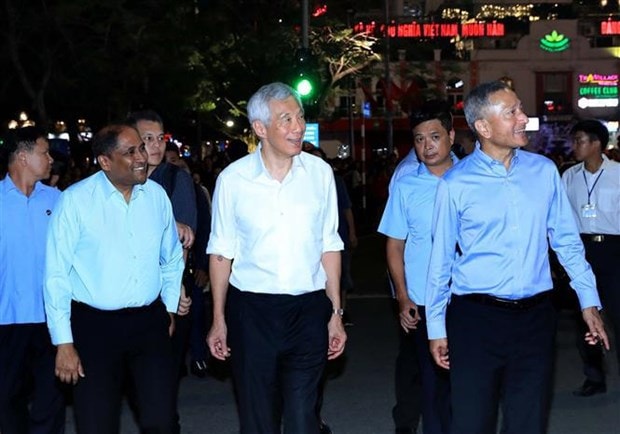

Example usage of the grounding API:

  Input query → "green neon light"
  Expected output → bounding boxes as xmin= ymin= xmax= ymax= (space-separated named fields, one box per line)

xmin=540 ymin=30 xmax=570 ymax=52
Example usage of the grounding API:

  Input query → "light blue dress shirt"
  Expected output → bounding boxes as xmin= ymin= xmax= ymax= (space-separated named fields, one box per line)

xmin=207 ymin=146 xmax=343 ymax=295
xmin=426 ymin=144 xmax=601 ymax=339
xmin=0 ymin=176 xmax=60 ymax=324
xmin=378 ymin=155 xmax=458 ymax=305
xmin=388 ymin=149 xmax=420 ymax=193
xmin=44 ymin=171 xmax=184 ymax=345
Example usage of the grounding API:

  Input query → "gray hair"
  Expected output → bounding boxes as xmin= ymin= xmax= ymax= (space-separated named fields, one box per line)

xmin=463 ymin=81 xmax=512 ymax=133
xmin=247 ymin=82 xmax=303 ymax=127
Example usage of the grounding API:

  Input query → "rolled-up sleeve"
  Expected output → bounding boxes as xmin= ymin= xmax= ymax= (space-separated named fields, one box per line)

xmin=322 ymin=172 xmax=344 ymax=253
xmin=206 ymin=173 xmax=237 ymax=259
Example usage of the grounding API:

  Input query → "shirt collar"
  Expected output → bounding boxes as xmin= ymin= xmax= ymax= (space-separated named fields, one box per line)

xmin=416 ymin=152 xmax=460 ymax=176
xmin=574 ymin=154 xmax=610 ymax=175
xmin=98 ymin=170 xmax=145 ymax=200
xmin=473 ymin=141 xmax=520 ymax=169
xmin=1 ymin=174 xmax=45 ymax=197
xmin=248 ymin=143 xmax=307 ymax=181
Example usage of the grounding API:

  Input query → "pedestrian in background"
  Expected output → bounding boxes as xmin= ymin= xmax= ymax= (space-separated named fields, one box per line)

xmin=207 ymin=82 xmax=346 ymax=433
xmin=0 ymin=126 xmax=65 ymax=434
xmin=562 ymin=119 xmax=620 ymax=397
xmin=425 ymin=80 xmax=608 ymax=434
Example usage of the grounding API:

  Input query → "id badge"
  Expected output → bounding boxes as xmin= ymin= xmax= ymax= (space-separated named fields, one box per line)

xmin=581 ymin=203 xmax=597 ymax=218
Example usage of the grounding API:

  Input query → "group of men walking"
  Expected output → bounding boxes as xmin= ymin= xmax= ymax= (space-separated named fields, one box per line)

xmin=0 ymin=78 xmax=617 ymax=434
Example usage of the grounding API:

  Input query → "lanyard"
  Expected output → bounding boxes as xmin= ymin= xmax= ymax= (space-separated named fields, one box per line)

xmin=583 ymin=169 xmax=604 ymax=205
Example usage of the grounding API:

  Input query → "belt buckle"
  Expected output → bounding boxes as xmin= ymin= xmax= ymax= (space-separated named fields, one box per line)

xmin=593 ymin=234 xmax=604 ymax=243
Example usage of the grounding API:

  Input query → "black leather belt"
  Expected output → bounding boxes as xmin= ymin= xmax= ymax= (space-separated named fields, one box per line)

xmin=580 ymin=234 xmax=620 ymax=243
xmin=71 ymin=299 xmax=161 ymax=315
xmin=459 ymin=291 xmax=551 ymax=310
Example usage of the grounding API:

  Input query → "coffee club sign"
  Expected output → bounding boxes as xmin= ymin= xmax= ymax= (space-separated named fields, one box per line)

xmin=578 ymin=74 xmax=619 ymax=109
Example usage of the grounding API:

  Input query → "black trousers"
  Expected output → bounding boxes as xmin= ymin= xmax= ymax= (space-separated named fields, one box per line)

xmin=0 ymin=323 xmax=65 ymax=434
xmin=447 ymin=295 xmax=556 ymax=434
xmin=578 ymin=236 xmax=620 ymax=382
xmin=71 ymin=300 xmax=175 ymax=434
xmin=226 ymin=286 xmax=331 ymax=434
xmin=392 ymin=306 xmax=450 ymax=434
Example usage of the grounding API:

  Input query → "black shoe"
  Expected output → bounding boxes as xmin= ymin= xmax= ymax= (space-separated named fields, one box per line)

xmin=319 ymin=421 xmax=333 ymax=434
xmin=395 ymin=428 xmax=416 ymax=434
xmin=572 ymin=380 xmax=606 ymax=397
xmin=190 ymin=360 xmax=208 ymax=378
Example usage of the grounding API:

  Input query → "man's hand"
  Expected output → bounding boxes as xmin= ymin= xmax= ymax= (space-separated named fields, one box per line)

xmin=176 ymin=222 xmax=195 ymax=249
xmin=55 ymin=343 xmax=85 ymax=384
xmin=429 ymin=338 xmax=450 ymax=370
xmin=177 ymin=284 xmax=192 ymax=316
xmin=582 ymin=307 xmax=610 ymax=350
xmin=207 ymin=319 xmax=231 ymax=360
xmin=327 ymin=315 xmax=347 ymax=360
xmin=398 ymin=298 xmax=420 ymax=332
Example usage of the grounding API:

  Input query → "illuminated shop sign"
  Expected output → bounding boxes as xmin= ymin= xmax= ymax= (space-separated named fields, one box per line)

xmin=579 ymin=74 xmax=618 ymax=86
xmin=539 ymin=31 xmax=570 ymax=52
xmin=303 ymin=123 xmax=320 ymax=148
xmin=578 ymin=98 xmax=618 ymax=108
xmin=353 ymin=21 xmax=505 ymax=38
xmin=578 ymin=73 xmax=619 ymax=109
xmin=601 ymin=20 xmax=620 ymax=35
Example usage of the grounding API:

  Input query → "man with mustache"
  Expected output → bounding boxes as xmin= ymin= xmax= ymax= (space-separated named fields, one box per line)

xmin=44 ymin=124 xmax=185 ymax=433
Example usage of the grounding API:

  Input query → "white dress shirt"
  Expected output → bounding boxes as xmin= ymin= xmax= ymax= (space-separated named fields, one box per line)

xmin=207 ymin=146 xmax=343 ymax=295
xmin=562 ymin=154 xmax=620 ymax=235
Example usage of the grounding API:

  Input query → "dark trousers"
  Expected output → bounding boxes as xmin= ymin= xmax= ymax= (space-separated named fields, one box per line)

xmin=226 ymin=286 xmax=331 ymax=434
xmin=448 ymin=295 xmax=556 ymax=434
xmin=71 ymin=300 xmax=175 ymax=434
xmin=189 ymin=281 xmax=209 ymax=363
xmin=392 ymin=307 xmax=451 ymax=434
xmin=578 ymin=237 xmax=620 ymax=382
xmin=392 ymin=325 xmax=422 ymax=431
xmin=0 ymin=323 xmax=65 ymax=434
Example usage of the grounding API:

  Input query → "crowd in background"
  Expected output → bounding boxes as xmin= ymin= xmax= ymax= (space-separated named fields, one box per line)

xmin=3 ymin=128 xmax=619 ymax=232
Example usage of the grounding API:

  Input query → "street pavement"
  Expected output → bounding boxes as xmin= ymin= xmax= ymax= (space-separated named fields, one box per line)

xmin=63 ymin=233 xmax=620 ymax=433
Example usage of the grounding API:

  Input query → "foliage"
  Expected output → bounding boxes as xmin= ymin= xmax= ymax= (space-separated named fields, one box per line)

xmin=0 ymin=0 xmax=381 ymax=143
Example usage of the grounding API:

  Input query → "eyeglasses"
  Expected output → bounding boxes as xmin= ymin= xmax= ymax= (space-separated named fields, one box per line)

xmin=142 ymin=134 xmax=165 ymax=144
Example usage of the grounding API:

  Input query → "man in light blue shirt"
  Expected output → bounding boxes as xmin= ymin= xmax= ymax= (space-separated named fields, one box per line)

xmin=379 ymin=100 xmax=456 ymax=434
xmin=425 ymin=81 xmax=608 ymax=434
xmin=0 ymin=127 xmax=65 ymax=434
xmin=44 ymin=124 xmax=185 ymax=433
xmin=388 ymin=148 xmax=419 ymax=193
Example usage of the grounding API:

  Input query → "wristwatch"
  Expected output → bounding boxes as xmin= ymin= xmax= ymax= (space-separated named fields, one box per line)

xmin=332 ymin=308 xmax=344 ymax=317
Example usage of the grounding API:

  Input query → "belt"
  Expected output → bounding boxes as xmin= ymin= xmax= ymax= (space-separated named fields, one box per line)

xmin=580 ymin=233 xmax=620 ymax=243
xmin=459 ymin=291 xmax=551 ymax=310
xmin=71 ymin=299 xmax=162 ymax=315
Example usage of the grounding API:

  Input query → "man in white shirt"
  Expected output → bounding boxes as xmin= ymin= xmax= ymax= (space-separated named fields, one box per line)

xmin=206 ymin=82 xmax=346 ymax=434
xmin=562 ymin=119 xmax=620 ymax=397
